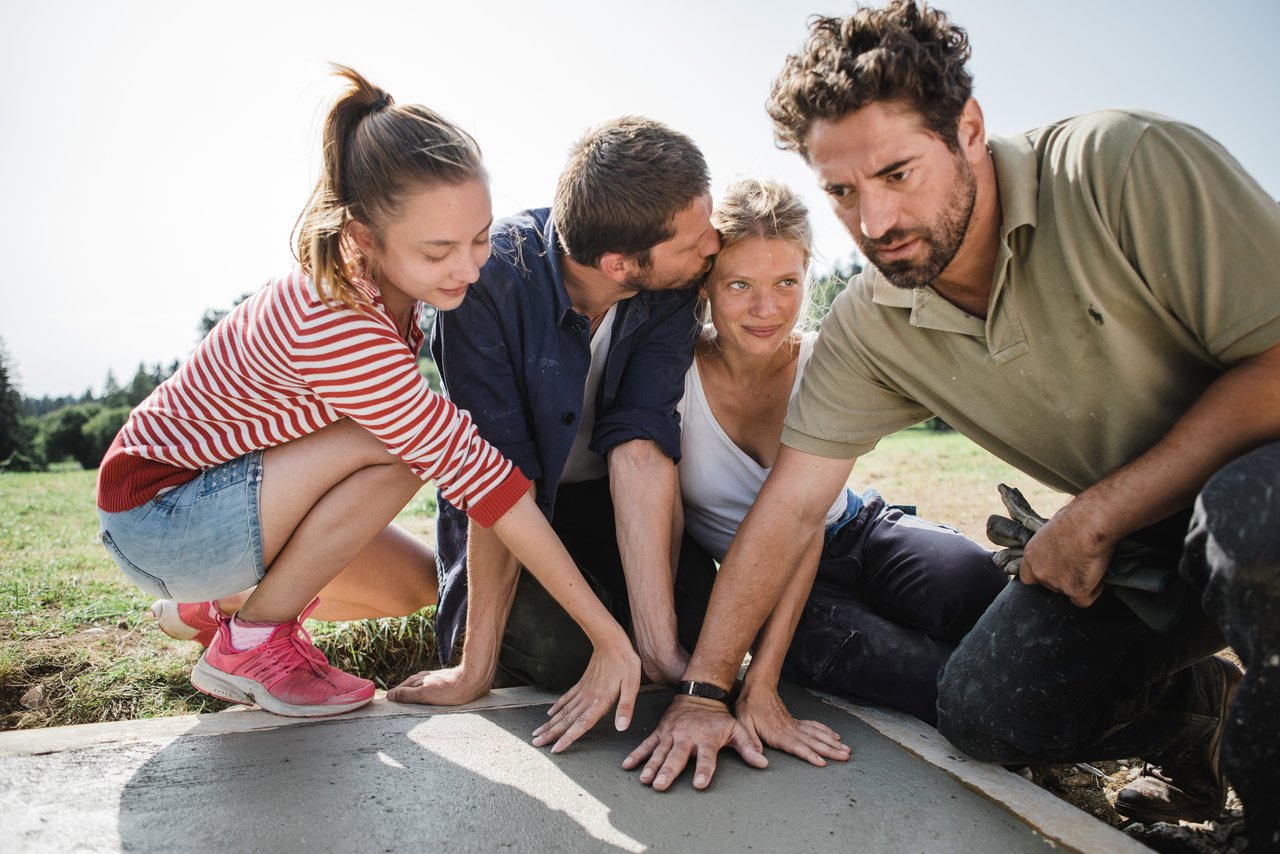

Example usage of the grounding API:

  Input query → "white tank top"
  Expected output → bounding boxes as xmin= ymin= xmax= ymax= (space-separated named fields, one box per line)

xmin=677 ymin=333 xmax=846 ymax=561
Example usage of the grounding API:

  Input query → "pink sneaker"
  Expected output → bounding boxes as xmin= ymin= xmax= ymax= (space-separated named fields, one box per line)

xmin=151 ymin=600 xmax=221 ymax=647
xmin=190 ymin=601 xmax=374 ymax=717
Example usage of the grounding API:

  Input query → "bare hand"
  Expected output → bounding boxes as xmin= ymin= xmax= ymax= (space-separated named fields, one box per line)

xmin=532 ymin=635 xmax=641 ymax=753
xmin=735 ymin=685 xmax=850 ymax=767
xmin=1020 ymin=498 xmax=1115 ymax=607
xmin=387 ymin=665 xmax=490 ymax=706
xmin=622 ymin=695 xmax=768 ymax=790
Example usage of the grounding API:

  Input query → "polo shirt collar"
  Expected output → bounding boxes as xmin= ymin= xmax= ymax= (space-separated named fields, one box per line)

xmin=867 ymin=132 xmax=1039 ymax=360
xmin=984 ymin=132 xmax=1037 ymax=362
xmin=989 ymin=132 xmax=1038 ymax=239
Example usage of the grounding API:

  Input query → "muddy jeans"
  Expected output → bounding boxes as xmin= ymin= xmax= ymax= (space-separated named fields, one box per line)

xmin=937 ymin=442 xmax=1280 ymax=850
xmin=785 ymin=493 xmax=1007 ymax=726
xmin=495 ymin=477 xmax=717 ymax=691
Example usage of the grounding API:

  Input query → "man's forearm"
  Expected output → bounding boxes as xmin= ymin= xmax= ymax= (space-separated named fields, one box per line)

xmin=741 ymin=535 xmax=825 ymax=692
xmin=1022 ymin=343 xmax=1280 ymax=604
xmin=683 ymin=446 xmax=856 ymax=690
xmin=684 ymin=506 xmax=823 ymax=688
xmin=1065 ymin=343 xmax=1280 ymax=544
xmin=460 ymin=515 xmax=523 ymax=686
xmin=609 ymin=439 xmax=682 ymax=667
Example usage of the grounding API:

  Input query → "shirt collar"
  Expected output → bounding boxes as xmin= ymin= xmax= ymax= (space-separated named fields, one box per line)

xmin=352 ymin=274 xmax=381 ymax=306
xmin=540 ymin=213 xmax=579 ymax=328
xmin=541 ymin=212 xmax=661 ymax=335
xmin=989 ymin=131 xmax=1038 ymax=245
xmin=349 ymin=274 xmax=424 ymax=345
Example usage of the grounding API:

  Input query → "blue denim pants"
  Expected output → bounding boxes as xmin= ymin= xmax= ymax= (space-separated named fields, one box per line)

xmin=784 ymin=491 xmax=1007 ymax=725
xmin=937 ymin=443 xmax=1280 ymax=851
xmin=96 ymin=451 xmax=266 ymax=602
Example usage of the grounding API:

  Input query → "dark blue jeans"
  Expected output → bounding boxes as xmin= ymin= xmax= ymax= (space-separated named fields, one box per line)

xmin=495 ymin=477 xmax=717 ymax=691
xmin=785 ymin=493 xmax=1007 ymax=725
xmin=937 ymin=443 xmax=1280 ymax=850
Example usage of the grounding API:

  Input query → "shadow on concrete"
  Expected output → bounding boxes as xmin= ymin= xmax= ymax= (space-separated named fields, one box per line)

xmin=106 ymin=685 xmax=1056 ymax=852
xmin=113 ymin=712 xmax=611 ymax=851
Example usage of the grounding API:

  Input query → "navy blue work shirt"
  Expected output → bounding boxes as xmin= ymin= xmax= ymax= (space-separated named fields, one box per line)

xmin=430 ymin=207 xmax=701 ymax=659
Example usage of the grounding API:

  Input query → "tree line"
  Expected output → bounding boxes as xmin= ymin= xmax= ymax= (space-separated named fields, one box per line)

xmin=1 ymin=345 xmax=179 ymax=471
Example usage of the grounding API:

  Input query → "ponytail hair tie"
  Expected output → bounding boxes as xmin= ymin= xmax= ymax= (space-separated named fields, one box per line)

xmin=371 ymin=94 xmax=393 ymax=112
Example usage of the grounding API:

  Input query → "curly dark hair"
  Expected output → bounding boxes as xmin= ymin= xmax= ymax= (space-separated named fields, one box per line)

xmin=767 ymin=1 xmax=973 ymax=159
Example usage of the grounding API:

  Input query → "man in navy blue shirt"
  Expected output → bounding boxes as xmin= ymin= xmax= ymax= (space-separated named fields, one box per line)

xmin=409 ymin=117 xmax=721 ymax=696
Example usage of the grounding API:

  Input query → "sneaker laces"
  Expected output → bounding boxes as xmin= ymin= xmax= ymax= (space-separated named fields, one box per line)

xmin=238 ymin=599 xmax=331 ymax=686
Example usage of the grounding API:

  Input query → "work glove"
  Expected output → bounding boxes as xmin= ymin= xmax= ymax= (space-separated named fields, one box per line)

xmin=985 ymin=484 xmax=1189 ymax=631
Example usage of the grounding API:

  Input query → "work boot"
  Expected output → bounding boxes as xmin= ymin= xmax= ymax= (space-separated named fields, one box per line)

xmin=1115 ymin=656 xmax=1243 ymax=824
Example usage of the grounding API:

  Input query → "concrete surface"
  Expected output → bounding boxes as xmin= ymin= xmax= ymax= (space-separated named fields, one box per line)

xmin=0 ymin=684 xmax=1146 ymax=853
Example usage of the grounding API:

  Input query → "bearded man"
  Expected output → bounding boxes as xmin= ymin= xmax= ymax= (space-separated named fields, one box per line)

xmin=624 ymin=5 xmax=1280 ymax=850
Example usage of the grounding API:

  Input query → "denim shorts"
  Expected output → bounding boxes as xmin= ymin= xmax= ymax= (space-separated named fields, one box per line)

xmin=97 ymin=451 xmax=266 ymax=602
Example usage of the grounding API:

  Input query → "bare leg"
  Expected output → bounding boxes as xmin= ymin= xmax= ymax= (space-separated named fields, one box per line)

xmin=212 ymin=591 xmax=250 ymax=616
xmin=236 ymin=418 xmax=428 ymax=623
xmin=312 ymin=523 xmax=436 ymax=620
xmin=211 ymin=524 xmax=434 ymax=620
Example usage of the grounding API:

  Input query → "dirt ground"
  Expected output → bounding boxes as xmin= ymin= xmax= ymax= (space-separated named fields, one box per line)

xmin=1031 ymin=761 xmax=1247 ymax=853
xmin=1034 ymin=648 xmax=1249 ymax=853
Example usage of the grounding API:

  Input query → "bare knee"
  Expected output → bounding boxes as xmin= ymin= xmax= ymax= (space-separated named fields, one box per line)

xmin=264 ymin=419 xmax=417 ymax=494
xmin=327 ymin=418 xmax=406 ymax=467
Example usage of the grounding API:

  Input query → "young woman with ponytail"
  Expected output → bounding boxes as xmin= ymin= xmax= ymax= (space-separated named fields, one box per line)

xmin=94 ymin=67 xmax=639 ymax=746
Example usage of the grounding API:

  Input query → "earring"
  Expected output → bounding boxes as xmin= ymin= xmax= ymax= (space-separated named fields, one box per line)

xmin=353 ymin=251 xmax=378 ymax=285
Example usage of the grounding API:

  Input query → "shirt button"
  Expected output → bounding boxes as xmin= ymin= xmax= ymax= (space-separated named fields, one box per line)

xmin=573 ymin=319 xmax=587 ymax=332
xmin=562 ymin=412 xmax=577 ymax=425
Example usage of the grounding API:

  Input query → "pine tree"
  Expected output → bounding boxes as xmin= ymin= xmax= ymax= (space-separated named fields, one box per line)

xmin=0 ymin=338 xmax=34 ymax=465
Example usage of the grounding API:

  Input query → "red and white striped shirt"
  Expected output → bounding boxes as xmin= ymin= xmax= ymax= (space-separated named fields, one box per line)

xmin=96 ymin=268 xmax=528 ymax=526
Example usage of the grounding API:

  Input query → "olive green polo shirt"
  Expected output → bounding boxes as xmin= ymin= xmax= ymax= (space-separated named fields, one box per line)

xmin=783 ymin=109 xmax=1280 ymax=495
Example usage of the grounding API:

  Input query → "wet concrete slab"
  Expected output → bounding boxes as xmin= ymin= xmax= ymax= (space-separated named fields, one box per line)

xmin=0 ymin=684 xmax=1144 ymax=853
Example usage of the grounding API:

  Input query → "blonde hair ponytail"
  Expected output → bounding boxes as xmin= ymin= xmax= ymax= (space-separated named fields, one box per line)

xmin=294 ymin=65 xmax=485 ymax=311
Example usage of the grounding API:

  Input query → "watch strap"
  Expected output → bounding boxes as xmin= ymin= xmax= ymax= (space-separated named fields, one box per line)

xmin=676 ymin=680 xmax=730 ymax=703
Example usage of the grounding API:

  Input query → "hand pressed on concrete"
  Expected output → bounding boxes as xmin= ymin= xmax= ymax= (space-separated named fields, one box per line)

xmin=621 ymin=695 xmax=767 ymax=791
xmin=532 ymin=639 xmax=641 ymax=753
xmin=735 ymin=683 xmax=851 ymax=769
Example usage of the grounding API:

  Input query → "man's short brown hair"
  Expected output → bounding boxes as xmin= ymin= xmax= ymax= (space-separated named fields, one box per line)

xmin=553 ymin=117 xmax=710 ymax=267
xmin=767 ymin=1 xmax=974 ymax=159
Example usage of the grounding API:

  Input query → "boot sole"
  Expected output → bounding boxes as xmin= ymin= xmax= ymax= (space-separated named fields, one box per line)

xmin=1113 ymin=799 xmax=1224 ymax=825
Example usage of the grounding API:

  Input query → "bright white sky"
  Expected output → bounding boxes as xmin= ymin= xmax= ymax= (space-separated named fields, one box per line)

xmin=3 ymin=0 xmax=1277 ymax=398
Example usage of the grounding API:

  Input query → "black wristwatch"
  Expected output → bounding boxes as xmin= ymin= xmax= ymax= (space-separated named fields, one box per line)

xmin=676 ymin=680 xmax=731 ymax=704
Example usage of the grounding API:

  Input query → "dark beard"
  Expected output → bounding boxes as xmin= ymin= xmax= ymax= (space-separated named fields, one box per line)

xmin=858 ymin=157 xmax=977 ymax=290
xmin=622 ymin=258 xmax=713 ymax=293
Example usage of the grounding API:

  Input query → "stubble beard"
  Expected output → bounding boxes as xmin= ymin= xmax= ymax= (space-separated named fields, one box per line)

xmin=858 ymin=156 xmax=978 ymax=291
xmin=623 ymin=257 xmax=713 ymax=293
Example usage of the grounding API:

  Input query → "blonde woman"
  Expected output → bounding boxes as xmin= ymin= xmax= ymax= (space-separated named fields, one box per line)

xmin=675 ymin=178 xmax=1005 ymax=762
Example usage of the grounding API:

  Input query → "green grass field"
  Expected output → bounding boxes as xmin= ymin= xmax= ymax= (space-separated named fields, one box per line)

xmin=854 ymin=428 xmax=1069 ymax=535
xmin=0 ymin=429 xmax=1068 ymax=730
